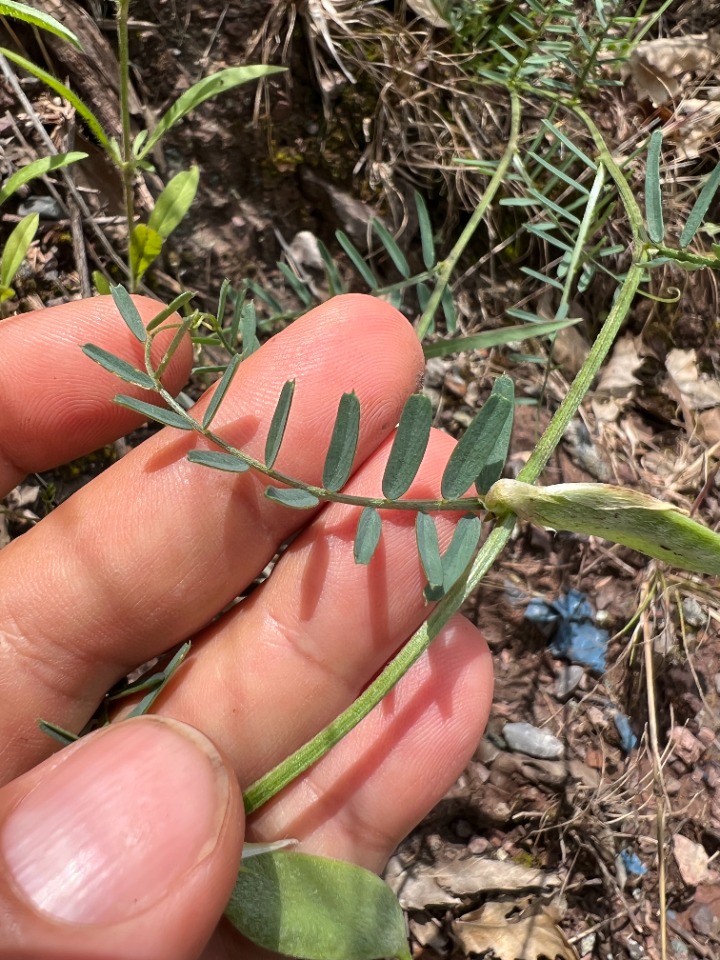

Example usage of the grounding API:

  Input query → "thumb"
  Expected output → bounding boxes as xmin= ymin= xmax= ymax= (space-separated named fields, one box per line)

xmin=0 ymin=716 xmax=244 ymax=960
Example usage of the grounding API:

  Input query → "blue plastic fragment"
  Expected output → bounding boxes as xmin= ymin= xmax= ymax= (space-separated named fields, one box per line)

xmin=620 ymin=849 xmax=648 ymax=876
xmin=614 ymin=713 xmax=638 ymax=752
xmin=526 ymin=589 xmax=609 ymax=672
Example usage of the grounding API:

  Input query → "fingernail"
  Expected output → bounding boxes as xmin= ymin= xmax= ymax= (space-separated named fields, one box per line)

xmin=2 ymin=717 xmax=230 ymax=924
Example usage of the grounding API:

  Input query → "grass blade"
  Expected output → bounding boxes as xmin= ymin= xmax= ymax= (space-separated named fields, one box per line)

xmin=423 ymin=317 xmax=581 ymax=358
xmin=0 ymin=151 xmax=87 ymax=206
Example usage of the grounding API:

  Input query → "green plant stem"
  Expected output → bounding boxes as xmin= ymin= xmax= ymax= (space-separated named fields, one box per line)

xmin=241 ymin=97 xmax=649 ymax=817
xmin=415 ymin=88 xmax=521 ymax=341
xmin=116 ymin=0 xmax=136 ymax=290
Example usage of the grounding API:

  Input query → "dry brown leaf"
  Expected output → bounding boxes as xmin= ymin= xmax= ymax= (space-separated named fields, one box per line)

xmin=385 ymin=856 xmax=560 ymax=910
xmin=626 ymin=36 xmax=718 ymax=105
xmin=595 ymin=335 xmax=642 ymax=396
xmin=674 ymin=834 xmax=718 ymax=887
xmin=452 ymin=901 xmax=579 ymax=960
xmin=665 ymin=349 xmax=720 ymax=410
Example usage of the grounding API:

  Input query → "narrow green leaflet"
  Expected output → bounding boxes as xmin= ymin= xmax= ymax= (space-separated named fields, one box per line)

xmin=203 ymin=353 xmax=241 ymax=428
xmin=318 ymin=239 xmax=345 ymax=296
xmin=92 ymin=270 xmax=111 ymax=295
xmin=441 ymin=285 xmax=457 ymax=334
xmin=0 ymin=211 xmax=38 ymax=293
xmin=127 ymin=642 xmax=191 ymax=719
xmin=148 ymin=166 xmax=200 ymax=239
xmin=146 ymin=290 xmax=196 ymax=332
xmin=680 ymin=157 xmax=720 ymax=248
xmin=382 ymin=394 xmax=432 ymax=500
xmin=440 ymin=514 xmax=482 ymax=591
xmin=354 ymin=507 xmax=382 ymax=565
xmin=265 ymin=380 xmax=295 ymax=468
xmin=81 ymin=344 xmax=156 ymax=390
xmin=441 ymin=375 xmax=514 ymax=498
xmin=111 ymin=284 xmax=147 ymax=343
xmin=130 ymin=224 xmax=163 ymax=284
xmin=336 ymin=230 xmax=378 ymax=289
xmin=114 ymin=395 xmax=194 ymax=431
xmin=265 ymin=488 xmax=320 ymax=509
xmin=37 ymin=719 xmax=79 ymax=746
xmin=414 ymin=190 xmax=435 ymax=269
xmin=241 ymin=301 xmax=260 ymax=359
xmin=0 ymin=49 xmax=110 ymax=151
xmin=371 ymin=219 xmax=410 ymax=278
xmin=0 ymin=151 xmax=87 ymax=206
xmin=187 ymin=450 xmax=250 ymax=473
xmin=485 ymin=480 xmax=720 ymax=576
xmin=0 ymin=1 xmax=82 ymax=48
xmin=645 ymin=130 xmax=664 ymax=245
xmin=416 ymin=512 xmax=443 ymax=590
xmin=138 ymin=65 xmax=285 ymax=159
xmin=423 ymin=317 xmax=581 ymax=359
xmin=278 ymin=262 xmax=314 ymax=307
xmin=323 ymin=392 xmax=360 ymax=491
xmin=225 ymin=851 xmax=411 ymax=960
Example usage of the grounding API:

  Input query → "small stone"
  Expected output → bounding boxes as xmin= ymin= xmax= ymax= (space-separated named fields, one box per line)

xmin=554 ymin=664 xmax=585 ymax=701
xmin=17 ymin=196 xmax=65 ymax=219
xmin=503 ymin=722 xmax=565 ymax=760
xmin=673 ymin=834 xmax=713 ymax=887
xmin=669 ymin=726 xmax=704 ymax=766
xmin=691 ymin=903 xmax=719 ymax=937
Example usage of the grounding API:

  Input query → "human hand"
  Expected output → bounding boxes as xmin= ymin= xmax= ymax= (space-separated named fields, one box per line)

xmin=0 ymin=293 xmax=493 ymax=959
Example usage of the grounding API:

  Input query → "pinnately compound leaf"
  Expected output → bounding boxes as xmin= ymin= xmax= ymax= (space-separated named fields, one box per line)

xmin=265 ymin=487 xmax=320 ymax=509
xmin=680 ymin=156 xmax=720 ymax=249
xmin=225 ymin=851 xmax=411 ymax=960
xmin=323 ymin=392 xmax=360 ymax=492
xmin=114 ymin=395 xmax=193 ymax=431
xmin=203 ymin=354 xmax=241 ymax=429
xmin=110 ymin=284 xmax=147 ymax=343
xmin=645 ymin=130 xmax=665 ymax=245
xmin=81 ymin=344 xmax=155 ymax=390
xmin=265 ymin=380 xmax=295 ymax=468
xmin=354 ymin=507 xmax=382 ymax=565
xmin=441 ymin=375 xmax=514 ymax=499
xmin=416 ymin=513 xmax=443 ymax=590
xmin=382 ymin=394 xmax=433 ymax=500
xmin=484 ymin=480 xmax=720 ymax=576
xmin=186 ymin=450 xmax=250 ymax=473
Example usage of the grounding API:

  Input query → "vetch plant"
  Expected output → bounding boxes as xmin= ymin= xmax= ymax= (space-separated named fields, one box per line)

xmin=26 ymin=1 xmax=720 ymax=955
